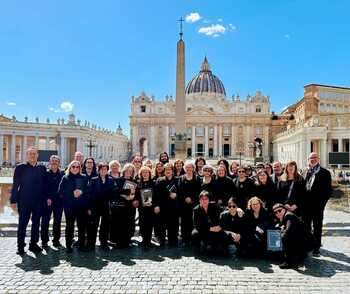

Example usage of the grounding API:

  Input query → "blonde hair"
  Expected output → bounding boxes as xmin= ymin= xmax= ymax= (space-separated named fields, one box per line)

xmin=139 ymin=166 xmax=152 ymax=181
xmin=247 ymin=196 xmax=264 ymax=210
xmin=65 ymin=160 xmax=81 ymax=175
xmin=121 ymin=163 xmax=135 ymax=177
xmin=109 ymin=160 xmax=121 ymax=170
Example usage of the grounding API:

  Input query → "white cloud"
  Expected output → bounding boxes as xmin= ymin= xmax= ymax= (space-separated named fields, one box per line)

xmin=198 ymin=24 xmax=226 ymax=37
xmin=7 ymin=102 xmax=16 ymax=106
xmin=60 ymin=101 xmax=74 ymax=112
xmin=229 ymin=23 xmax=237 ymax=31
xmin=284 ymin=34 xmax=291 ymax=39
xmin=185 ymin=12 xmax=201 ymax=23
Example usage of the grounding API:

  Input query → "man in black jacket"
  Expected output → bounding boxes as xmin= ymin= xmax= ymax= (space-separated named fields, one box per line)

xmin=41 ymin=155 xmax=64 ymax=248
xmin=192 ymin=191 xmax=224 ymax=255
xmin=10 ymin=147 xmax=47 ymax=255
xmin=303 ymin=152 xmax=332 ymax=257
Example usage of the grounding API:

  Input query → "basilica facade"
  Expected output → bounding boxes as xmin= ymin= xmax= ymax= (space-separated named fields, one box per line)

xmin=130 ymin=57 xmax=272 ymax=162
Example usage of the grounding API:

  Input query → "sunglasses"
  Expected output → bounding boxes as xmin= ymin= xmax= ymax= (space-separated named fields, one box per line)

xmin=274 ymin=209 xmax=283 ymax=214
xmin=71 ymin=165 xmax=80 ymax=169
xmin=228 ymin=205 xmax=237 ymax=208
xmin=203 ymin=169 xmax=211 ymax=172
xmin=238 ymin=170 xmax=245 ymax=173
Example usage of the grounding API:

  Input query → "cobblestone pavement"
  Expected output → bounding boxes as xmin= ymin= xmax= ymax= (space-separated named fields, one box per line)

xmin=0 ymin=208 xmax=349 ymax=294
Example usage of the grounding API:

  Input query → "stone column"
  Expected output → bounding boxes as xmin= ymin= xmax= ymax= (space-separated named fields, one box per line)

xmin=231 ymin=125 xmax=235 ymax=157
xmin=191 ymin=125 xmax=195 ymax=157
xmin=204 ymin=126 xmax=209 ymax=157
xmin=165 ymin=125 xmax=169 ymax=154
xmin=35 ymin=136 xmax=39 ymax=148
xmin=10 ymin=134 xmax=16 ymax=166
xmin=213 ymin=125 xmax=218 ymax=157
xmin=149 ymin=126 xmax=156 ymax=159
xmin=0 ymin=134 xmax=3 ymax=165
xmin=321 ymin=139 xmax=327 ymax=167
xmin=338 ymin=139 xmax=343 ymax=152
xmin=45 ymin=136 xmax=50 ymax=150
xmin=60 ymin=136 xmax=66 ymax=166
xmin=22 ymin=136 xmax=27 ymax=162
xmin=218 ymin=125 xmax=222 ymax=156
xmin=76 ymin=137 xmax=83 ymax=153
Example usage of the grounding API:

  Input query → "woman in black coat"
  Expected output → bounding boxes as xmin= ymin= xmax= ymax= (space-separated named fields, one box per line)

xmin=273 ymin=203 xmax=313 ymax=269
xmin=233 ymin=166 xmax=255 ymax=209
xmin=276 ymin=161 xmax=305 ymax=216
xmin=81 ymin=157 xmax=98 ymax=183
xmin=58 ymin=160 xmax=90 ymax=252
xmin=243 ymin=196 xmax=272 ymax=256
xmin=109 ymin=163 xmax=139 ymax=248
xmin=153 ymin=163 xmax=180 ymax=246
xmin=177 ymin=162 xmax=201 ymax=245
xmin=136 ymin=166 xmax=155 ymax=248
xmin=212 ymin=164 xmax=235 ymax=207
xmin=87 ymin=162 xmax=115 ymax=250
xmin=200 ymin=165 xmax=215 ymax=201
xmin=254 ymin=169 xmax=278 ymax=212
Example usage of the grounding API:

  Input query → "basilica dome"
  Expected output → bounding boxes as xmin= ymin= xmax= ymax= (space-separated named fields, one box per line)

xmin=185 ymin=57 xmax=226 ymax=96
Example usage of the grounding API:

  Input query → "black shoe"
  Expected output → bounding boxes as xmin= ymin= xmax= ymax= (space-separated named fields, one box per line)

xmin=16 ymin=247 xmax=25 ymax=255
xmin=66 ymin=247 xmax=73 ymax=253
xmin=312 ymin=249 xmax=320 ymax=257
xmin=29 ymin=243 xmax=43 ymax=253
xmin=52 ymin=240 xmax=62 ymax=248
xmin=279 ymin=262 xmax=293 ymax=269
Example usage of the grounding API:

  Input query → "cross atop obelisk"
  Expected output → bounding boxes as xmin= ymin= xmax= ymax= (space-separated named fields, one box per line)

xmin=174 ymin=17 xmax=186 ymax=159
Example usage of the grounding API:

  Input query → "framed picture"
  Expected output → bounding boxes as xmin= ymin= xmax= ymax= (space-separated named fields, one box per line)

xmin=123 ymin=180 xmax=137 ymax=190
xmin=141 ymin=188 xmax=152 ymax=205
xmin=267 ymin=229 xmax=283 ymax=251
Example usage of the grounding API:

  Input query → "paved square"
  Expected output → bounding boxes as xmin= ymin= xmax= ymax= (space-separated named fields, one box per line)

xmin=0 ymin=208 xmax=349 ymax=294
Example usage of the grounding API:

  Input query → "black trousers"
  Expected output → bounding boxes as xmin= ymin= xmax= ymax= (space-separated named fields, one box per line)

xmin=41 ymin=200 xmax=63 ymax=243
xmin=158 ymin=210 xmax=179 ymax=245
xmin=191 ymin=229 xmax=228 ymax=250
xmin=64 ymin=207 xmax=87 ymax=248
xmin=110 ymin=205 xmax=136 ymax=246
xmin=180 ymin=204 xmax=194 ymax=244
xmin=303 ymin=206 xmax=325 ymax=250
xmin=17 ymin=205 xmax=42 ymax=248
xmin=139 ymin=206 xmax=154 ymax=245
xmin=87 ymin=207 xmax=110 ymax=247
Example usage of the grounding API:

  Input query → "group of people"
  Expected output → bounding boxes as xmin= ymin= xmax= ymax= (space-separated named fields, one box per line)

xmin=10 ymin=148 xmax=332 ymax=269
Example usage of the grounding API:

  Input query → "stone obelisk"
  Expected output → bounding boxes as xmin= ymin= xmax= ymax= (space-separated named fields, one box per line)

xmin=174 ymin=18 xmax=186 ymax=159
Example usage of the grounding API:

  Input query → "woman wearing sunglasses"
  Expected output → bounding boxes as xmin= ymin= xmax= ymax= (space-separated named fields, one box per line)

xmin=273 ymin=203 xmax=313 ymax=269
xmin=58 ymin=160 xmax=90 ymax=253
xmin=219 ymin=197 xmax=246 ymax=256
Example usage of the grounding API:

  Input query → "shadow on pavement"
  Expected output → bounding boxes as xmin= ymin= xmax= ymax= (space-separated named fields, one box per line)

xmin=14 ymin=245 xmax=350 ymax=277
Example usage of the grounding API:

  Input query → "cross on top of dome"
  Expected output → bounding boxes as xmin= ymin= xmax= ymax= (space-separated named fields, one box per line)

xmin=200 ymin=56 xmax=211 ymax=72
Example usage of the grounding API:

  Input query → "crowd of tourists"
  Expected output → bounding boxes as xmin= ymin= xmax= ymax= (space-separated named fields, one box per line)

xmin=10 ymin=148 xmax=332 ymax=269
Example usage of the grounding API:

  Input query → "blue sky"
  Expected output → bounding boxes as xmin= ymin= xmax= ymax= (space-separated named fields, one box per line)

xmin=1 ymin=0 xmax=349 ymax=137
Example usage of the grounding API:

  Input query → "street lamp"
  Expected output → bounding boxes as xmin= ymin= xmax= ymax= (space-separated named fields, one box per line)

xmin=85 ymin=135 xmax=97 ymax=157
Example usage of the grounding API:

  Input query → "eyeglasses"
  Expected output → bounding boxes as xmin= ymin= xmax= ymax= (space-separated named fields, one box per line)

xmin=228 ymin=205 xmax=237 ymax=208
xmin=274 ymin=209 xmax=283 ymax=214
xmin=71 ymin=165 xmax=80 ymax=169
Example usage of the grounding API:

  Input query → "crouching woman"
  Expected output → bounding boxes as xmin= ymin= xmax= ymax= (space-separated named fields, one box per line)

xmin=273 ymin=203 xmax=313 ymax=269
